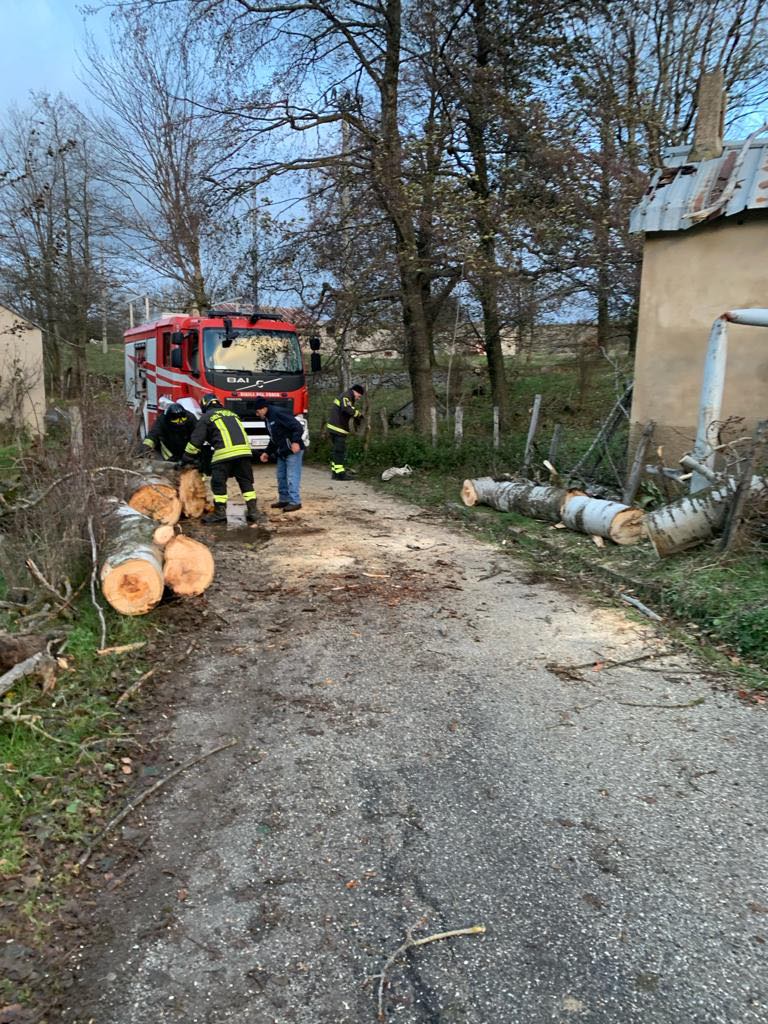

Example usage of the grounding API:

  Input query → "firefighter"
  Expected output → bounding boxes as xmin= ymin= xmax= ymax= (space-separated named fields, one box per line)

xmin=327 ymin=384 xmax=365 ymax=480
xmin=182 ymin=394 xmax=263 ymax=525
xmin=141 ymin=402 xmax=196 ymax=462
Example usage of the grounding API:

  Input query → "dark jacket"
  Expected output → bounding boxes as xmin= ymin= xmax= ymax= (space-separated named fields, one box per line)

xmin=263 ymin=404 xmax=306 ymax=458
xmin=327 ymin=388 xmax=363 ymax=434
xmin=143 ymin=408 xmax=196 ymax=460
xmin=185 ymin=407 xmax=252 ymax=464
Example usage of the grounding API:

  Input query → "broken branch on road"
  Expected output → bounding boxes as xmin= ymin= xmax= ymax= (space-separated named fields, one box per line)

xmin=75 ymin=738 xmax=238 ymax=871
xmin=368 ymin=918 xmax=486 ymax=1020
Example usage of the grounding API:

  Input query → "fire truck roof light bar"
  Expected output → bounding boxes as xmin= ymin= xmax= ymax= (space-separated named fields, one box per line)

xmin=206 ymin=308 xmax=286 ymax=322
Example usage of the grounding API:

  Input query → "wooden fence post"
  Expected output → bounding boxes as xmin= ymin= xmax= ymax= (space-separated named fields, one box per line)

xmin=521 ymin=394 xmax=542 ymax=476
xmin=430 ymin=406 xmax=438 ymax=447
xmin=454 ymin=406 xmax=463 ymax=446
xmin=492 ymin=406 xmax=500 ymax=449
xmin=547 ymin=422 xmax=563 ymax=466
xmin=622 ymin=420 xmax=655 ymax=505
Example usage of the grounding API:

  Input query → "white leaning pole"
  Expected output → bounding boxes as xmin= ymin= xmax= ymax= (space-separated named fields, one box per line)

xmin=690 ymin=308 xmax=768 ymax=493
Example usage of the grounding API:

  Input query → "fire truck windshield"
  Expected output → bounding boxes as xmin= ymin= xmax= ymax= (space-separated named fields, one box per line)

xmin=203 ymin=328 xmax=302 ymax=374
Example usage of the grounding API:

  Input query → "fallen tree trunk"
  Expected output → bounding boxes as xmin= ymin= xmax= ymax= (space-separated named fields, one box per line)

xmin=162 ymin=535 xmax=215 ymax=597
xmin=645 ymin=476 xmax=766 ymax=557
xmin=100 ymin=505 xmax=165 ymax=615
xmin=127 ymin=474 xmax=182 ymax=525
xmin=561 ymin=494 xmax=645 ymax=546
xmin=461 ymin=477 xmax=571 ymax=521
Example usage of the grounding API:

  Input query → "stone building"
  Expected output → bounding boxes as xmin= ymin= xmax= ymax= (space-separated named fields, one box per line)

xmin=628 ymin=79 xmax=768 ymax=460
xmin=0 ymin=304 xmax=45 ymax=437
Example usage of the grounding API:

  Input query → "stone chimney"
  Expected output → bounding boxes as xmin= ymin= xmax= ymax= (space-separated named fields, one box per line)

xmin=689 ymin=69 xmax=727 ymax=162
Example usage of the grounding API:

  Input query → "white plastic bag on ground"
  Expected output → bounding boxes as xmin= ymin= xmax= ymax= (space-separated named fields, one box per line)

xmin=381 ymin=465 xmax=413 ymax=481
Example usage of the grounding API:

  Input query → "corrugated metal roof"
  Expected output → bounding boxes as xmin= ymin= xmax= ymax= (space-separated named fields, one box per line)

xmin=629 ymin=130 xmax=768 ymax=233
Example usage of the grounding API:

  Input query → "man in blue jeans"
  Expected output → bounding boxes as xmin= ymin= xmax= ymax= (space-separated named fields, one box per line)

xmin=254 ymin=398 xmax=305 ymax=512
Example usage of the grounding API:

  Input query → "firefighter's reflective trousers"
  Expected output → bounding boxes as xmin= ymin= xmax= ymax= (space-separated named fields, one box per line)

xmin=328 ymin=429 xmax=348 ymax=475
xmin=210 ymin=456 xmax=257 ymax=508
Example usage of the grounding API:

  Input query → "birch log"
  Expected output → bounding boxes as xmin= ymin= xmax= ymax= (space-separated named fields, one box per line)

xmin=645 ymin=476 xmax=766 ymax=557
xmin=561 ymin=494 xmax=645 ymax=545
xmin=461 ymin=477 xmax=571 ymax=521
xmin=100 ymin=505 xmax=165 ymax=615
xmin=162 ymin=535 xmax=215 ymax=597
xmin=127 ymin=475 xmax=182 ymax=525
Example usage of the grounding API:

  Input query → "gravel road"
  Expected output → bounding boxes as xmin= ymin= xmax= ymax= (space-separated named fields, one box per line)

xmin=67 ymin=466 xmax=768 ymax=1024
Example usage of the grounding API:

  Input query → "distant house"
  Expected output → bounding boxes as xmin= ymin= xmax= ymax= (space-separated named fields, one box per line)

xmin=629 ymin=117 xmax=768 ymax=460
xmin=0 ymin=304 xmax=46 ymax=437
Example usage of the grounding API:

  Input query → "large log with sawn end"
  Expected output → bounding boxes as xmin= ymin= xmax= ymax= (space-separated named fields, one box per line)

xmin=100 ymin=505 xmax=165 ymax=615
xmin=144 ymin=463 xmax=208 ymax=519
xmin=162 ymin=535 xmax=215 ymax=597
xmin=561 ymin=493 xmax=645 ymax=545
xmin=128 ymin=474 xmax=182 ymax=525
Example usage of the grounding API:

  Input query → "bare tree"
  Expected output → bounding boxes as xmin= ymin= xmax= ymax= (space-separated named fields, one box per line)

xmin=132 ymin=0 xmax=443 ymax=431
xmin=84 ymin=11 xmax=244 ymax=311
xmin=0 ymin=95 xmax=108 ymax=393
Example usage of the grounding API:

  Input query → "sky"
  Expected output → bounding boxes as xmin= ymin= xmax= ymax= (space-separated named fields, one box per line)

xmin=0 ymin=0 xmax=109 ymax=111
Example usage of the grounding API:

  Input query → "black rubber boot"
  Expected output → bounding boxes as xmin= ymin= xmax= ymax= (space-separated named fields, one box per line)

xmin=202 ymin=507 xmax=227 ymax=524
xmin=246 ymin=499 xmax=266 ymax=524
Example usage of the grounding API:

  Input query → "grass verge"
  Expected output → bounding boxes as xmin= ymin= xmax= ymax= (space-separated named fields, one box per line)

xmin=1 ymin=601 xmax=152 ymax=908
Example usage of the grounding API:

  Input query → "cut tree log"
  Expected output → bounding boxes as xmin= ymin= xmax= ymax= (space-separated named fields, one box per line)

xmin=561 ymin=493 xmax=645 ymax=545
xmin=177 ymin=467 xmax=208 ymax=518
xmin=100 ymin=505 xmax=165 ymax=615
xmin=146 ymin=462 xmax=208 ymax=518
xmin=645 ymin=476 xmax=767 ymax=557
xmin=127 ymin=475 xmax=182 ymax=525
xmin=153 ymin=524 xmax=177 ymax=547
xmin=461 ymin=477 xmax=571 ymax=521
xmin=162 ymin=535 xmax=215 ymax=597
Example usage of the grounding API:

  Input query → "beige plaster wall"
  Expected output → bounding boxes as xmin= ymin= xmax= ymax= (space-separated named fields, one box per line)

xmin=0 ymin=306 xmax=46 ymax=436
xmin=631 ymin=217 xmax=768 ymax=461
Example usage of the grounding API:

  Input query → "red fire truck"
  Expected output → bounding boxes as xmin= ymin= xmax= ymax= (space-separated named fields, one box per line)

xmin=124 ymin=309 xmax=319 ymax=450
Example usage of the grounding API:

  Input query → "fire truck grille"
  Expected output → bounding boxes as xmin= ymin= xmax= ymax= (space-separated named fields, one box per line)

xmin=225 ymin=397 xmax=295 ymax=417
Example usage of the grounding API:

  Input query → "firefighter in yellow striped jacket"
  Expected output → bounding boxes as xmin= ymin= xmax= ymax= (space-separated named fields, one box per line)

xmin=327 ymin=384 xmax=365 ymax=480
xmin=141 ymin=402 xmax=196 ymax=462
xmin=182 ymin=394 xmax=263 ymax=525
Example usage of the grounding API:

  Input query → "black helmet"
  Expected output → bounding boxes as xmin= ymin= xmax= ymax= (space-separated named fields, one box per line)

xmin=201 ymin=393 xmax=221 ymax=411
xmin=351 ymin=383 xmax=366 ymax=396
xmin=167 ymin=402 xmax=187 ymax=424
